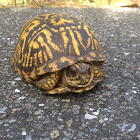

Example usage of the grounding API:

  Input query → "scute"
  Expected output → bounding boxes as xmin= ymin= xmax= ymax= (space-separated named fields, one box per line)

xmin=13 ymin=13 xmax=105 ymax=80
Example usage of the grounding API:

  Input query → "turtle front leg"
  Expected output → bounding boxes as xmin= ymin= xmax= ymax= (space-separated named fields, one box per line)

xmin=94 ymin=65 xmax=105 ymax=79
xmin=35 ymin=71 xmax=60 ymax=90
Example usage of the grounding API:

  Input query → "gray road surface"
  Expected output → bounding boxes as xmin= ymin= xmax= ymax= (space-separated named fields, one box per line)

xmin=0 ymin=7 xmax=140 ymax=140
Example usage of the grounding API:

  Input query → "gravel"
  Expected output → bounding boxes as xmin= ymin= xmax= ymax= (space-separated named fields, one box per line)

xmin=0 ymin=7 xmax=140 ymax=140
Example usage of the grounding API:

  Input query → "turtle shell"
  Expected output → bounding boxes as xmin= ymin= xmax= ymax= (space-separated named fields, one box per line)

xmin=13 ymin=13 xmax=106 ymax=82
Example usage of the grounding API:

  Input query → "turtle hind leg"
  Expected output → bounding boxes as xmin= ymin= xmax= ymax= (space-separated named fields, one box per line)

xmin=35 ymin=71 xmax=60 ymax=91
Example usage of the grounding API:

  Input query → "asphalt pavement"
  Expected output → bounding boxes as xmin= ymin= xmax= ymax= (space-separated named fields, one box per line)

xmin=0 ymin=7 xmax=140 ymax=140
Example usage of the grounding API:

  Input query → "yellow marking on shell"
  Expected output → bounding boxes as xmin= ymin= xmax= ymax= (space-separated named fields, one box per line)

xmin=59 ymin=27 xmax=64 ymax=32
xmin=71 ymin=26 xmax=77 ymax=29
xmin=85 ymin=56 xmax=93 ymax=61
xmin=77 ymin=25 xmax=81 ymax=30
xmin=28 ymin=69 xmax=37 ymax=80
xmin=23 ymin=20 xmax=40 ymax=44
xmin=91 ymin=30 xmax=97 ymax=39
xmin=37 ymin=35 xmax=53 ymax=59
xmin=60 ymin=56 xmax=75 ymax=64
xmin=99 ymin=53 xmax=104 ymax=59
xmin=22 ymin=53 xmax=27 ymax=67
xmin=69 ymin=29 xmax=80 ymax=56
xmin=74 ymin=30 xmax=87 ymax=50
xmin=83 ymin=24 xmax=92 ymax=38
xmin=42 ymin=29 xmax=61 ymax=52
xmin=24 ymin=76 xmax=32 ymax=83
xmin=29 ymin=57 xmax=33 ymax=67
xmin=86 ymin=37 xmax=91 ymax=48
xmin=50 ymin=28 xmax=58 ymax=32
xmin=29 ymin=28 xmax=61 ymax=53
xmin=16 ymin=68 xmax=21 ymax=76
xmin=38 ymin=50 xmax=43 ymax=64
xmin=43 ymin=51 xmax=48 ymax=62
xmin=17 ymin=48 xmax=22 ymax=64
xmin=89 ymin=51 xmax=96 ymax=57
xmin=69 ymin=45 xmax=72 ymax=54
xmin=29 ymin=20 xmax=41 ymax=31
xmin=50 ymin=17 xmax=74 ymax=26
xmin=16 ymin=19 xmax=40 ymax=65
xmin=38 ymin=36 xmax=44 ymax=43
xmin=66 ymin=27 xmax=71 ymax=30
xmin=34 ymin=52 xmax=37 ymax=66
xmin=32 ymin=41 xmax=39 ymax=49
xmin=94 ymin=38 xmax=100 ymax=51
xmin=43 ymin=14 xmax=50 ymax=20
xmin=37 ymin=65 xmax=46 ymax=75
xmin=47 ymin=57 xmax=75 ymax=72
xmin=61 ymin=32 xmax=69 ymax=50
xmin=22 ymin=69 xmax=28 ymax=77
xmin=46 ymin=35 xmax=61 ymax=53
xmin=26 ymin=46 xmax=32 ymax=67
xmin=41 ymin=24 xmax=47 ymax=28
xmin=48 ymin=61 xmax=58 ymax=71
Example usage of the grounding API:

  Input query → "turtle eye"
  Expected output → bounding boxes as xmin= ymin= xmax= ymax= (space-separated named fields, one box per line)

xmin=69 ymin=69 xmax=77 ymax=77
xmin=88 ymin=68 xmax=91 ymax=73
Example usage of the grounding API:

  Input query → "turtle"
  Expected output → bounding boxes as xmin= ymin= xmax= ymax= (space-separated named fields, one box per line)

xmin=12 ymin=13 xmax=106 ymax=94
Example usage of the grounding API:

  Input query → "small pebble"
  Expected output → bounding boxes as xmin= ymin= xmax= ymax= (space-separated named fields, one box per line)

xmin=124 ymin=52 xmax=129 ymax=56
xmin=137 ymin=67 xmax=140 ymax=71
xmin=85 ymin=113 xmax=97 ymax=120
xmin=104 ymin=118 xmax=109 ymax=121
xmin=66 ymin=119 xmax=73 ymax=127
xmin=92 ymin=110 xmax=100 ymax=115
xmin=11 ymin=81 xmax=16 ymax=85
xmin=9 ymin=119 xmax=16 ymax=123
xmin=39 ymin=104 xmax=45 ymax=107
xmin=25 ymin=135 xmax=32 ymax=140
xmin=50 ymin=130 xmax=60 ymax=139
xmin=99 ymin=119 xmax=104 ymax=123
xmin=14 ymin=77 xmax=22 ymax=80
xmin=17 ymin=96 xmax=26 ymax=100
xmin=22 ymin=130 xmax=27 ymax=135
xmin=15 ymin=89 xmax=20 ymax=93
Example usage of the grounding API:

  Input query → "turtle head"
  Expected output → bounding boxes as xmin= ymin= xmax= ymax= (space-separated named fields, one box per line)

xmin=64 ymin=62 xmax=94 ymax=88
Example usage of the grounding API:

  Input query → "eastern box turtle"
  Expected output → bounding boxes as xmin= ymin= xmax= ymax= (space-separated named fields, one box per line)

xmin=12 ymin=13 xmax=106 ymax=94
